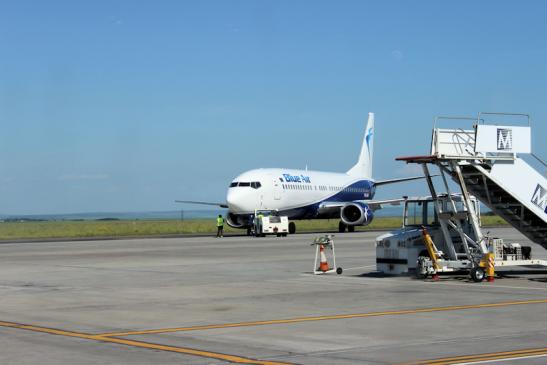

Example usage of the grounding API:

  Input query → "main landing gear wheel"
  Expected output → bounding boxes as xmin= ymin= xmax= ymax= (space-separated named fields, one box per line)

xmin=338 ymin=221 xmax=346 ymax=233
xmin=289 ymin=222 xmax=296 ymax=234
xmin=470 ymin=267 xmax=485 ymax=282
xmin=347 ymin=225 xmax=355 ymax=232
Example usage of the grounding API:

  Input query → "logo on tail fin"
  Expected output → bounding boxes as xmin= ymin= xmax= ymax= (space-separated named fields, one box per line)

xmin=365 ymin=127 xmax=374 ymax=155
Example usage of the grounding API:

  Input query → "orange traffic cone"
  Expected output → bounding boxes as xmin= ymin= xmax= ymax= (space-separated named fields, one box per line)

xmin=318 ymin=245 xmax=330 ymax=272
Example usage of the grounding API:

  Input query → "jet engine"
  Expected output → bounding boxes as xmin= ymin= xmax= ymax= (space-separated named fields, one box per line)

xmin=340 ymin=202 xmax=374 ymax=226
xmin=226 ymin=212 xmax=248 ymax=228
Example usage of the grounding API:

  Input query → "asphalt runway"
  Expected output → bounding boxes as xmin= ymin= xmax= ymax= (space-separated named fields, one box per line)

xmin=1 ymin=227 xmax=546 ymax=365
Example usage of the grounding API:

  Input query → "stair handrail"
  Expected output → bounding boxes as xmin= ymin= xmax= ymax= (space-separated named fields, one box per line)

xmin=433 ymin=116 xmax=481 ymax=157
xmin=433 ymin=116 xmax=480 ymax=130
xmin=477 ymin=112 xmax=531 ymax=126
xmin=530 ymin=153 xmax=547 ymax=168
xmin=530 ymin=153 xmax=547 ymax=177
xmin=450 ymin=128 xmax=476 ymax=156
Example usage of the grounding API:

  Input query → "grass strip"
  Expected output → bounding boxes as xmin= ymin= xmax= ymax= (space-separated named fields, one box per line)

xmin=0 ymin=216 xmax=507 ymax=240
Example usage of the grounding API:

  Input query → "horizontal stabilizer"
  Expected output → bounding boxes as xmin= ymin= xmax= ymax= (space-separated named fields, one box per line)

xmin=175 ymin=200 xmax=228 ymax=209
xmin=365 ymin=198 xmax=405 ymax=210
xmin=374 ymin=176 xmax=426 ymax=187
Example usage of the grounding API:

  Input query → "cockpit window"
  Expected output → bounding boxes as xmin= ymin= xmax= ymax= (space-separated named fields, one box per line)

xmin=229 ymin=181 xmax=261 ymax=189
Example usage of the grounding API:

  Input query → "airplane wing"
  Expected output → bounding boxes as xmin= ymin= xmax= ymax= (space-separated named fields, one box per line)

xmin=374 ymin=176 xmax=425 ymax=186
xmin=175 ymin=200 xmax=229 ymax=209
xmin=318 ymin=198 xmax=404 ymax=213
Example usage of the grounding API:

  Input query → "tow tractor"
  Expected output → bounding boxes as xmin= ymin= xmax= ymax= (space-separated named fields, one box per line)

xmin=252 ymin=209 xmax=289 ymax=237
xmin=377 ymin=112 xmax=547 ymax=281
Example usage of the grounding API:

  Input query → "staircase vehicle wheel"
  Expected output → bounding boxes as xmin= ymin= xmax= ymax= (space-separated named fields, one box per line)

xmin=470 ymin=267 xmax=485 ymax=282
xmin=336 ymin=267 xmax=343 ymax=275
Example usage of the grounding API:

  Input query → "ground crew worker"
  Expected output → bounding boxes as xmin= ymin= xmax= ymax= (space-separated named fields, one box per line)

xmin=216 ymin=214 xmax=224 ymax=238
xmin=256 ymin=212 xmax=264 ymax=234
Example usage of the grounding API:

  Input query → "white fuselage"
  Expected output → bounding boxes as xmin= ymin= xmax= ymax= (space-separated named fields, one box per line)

xmin=222 ymin=112 xmax=378 ymax=229
xmin=226 ymin=168 xmax=375 ymax=218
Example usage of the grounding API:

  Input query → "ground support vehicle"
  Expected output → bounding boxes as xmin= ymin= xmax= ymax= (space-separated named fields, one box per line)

xmin=252 ymin=209 xmax=289 ymax=237
xmin=377 ymin=113 xmax=547 ymax=281
xmin=376 ymin=194 xmax=482 ymax=275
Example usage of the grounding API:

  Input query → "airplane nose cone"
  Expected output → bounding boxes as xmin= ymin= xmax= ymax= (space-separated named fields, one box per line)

xmin=226 ymin=188 xmax=249 ymax=213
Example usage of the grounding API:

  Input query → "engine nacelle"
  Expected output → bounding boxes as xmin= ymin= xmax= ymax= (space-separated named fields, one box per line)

xmin=340 ymin=202 xmax=374 ymax=226
xmin=226 ymin=212 xmax=248 ymax=228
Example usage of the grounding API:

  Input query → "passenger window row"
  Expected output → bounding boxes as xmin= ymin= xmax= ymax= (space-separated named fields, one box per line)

xmin=282 ymin=184 xmax=312 ymax=190
xmin=281 ymin=184 xmax=366 ymax=193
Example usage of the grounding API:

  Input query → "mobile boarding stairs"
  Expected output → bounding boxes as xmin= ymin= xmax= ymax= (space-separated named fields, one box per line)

xmin=397 ymin=112 xmax=547 ymax=277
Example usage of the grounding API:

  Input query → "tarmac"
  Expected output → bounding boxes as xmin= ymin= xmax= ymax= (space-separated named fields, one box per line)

xmin=0 ymin=227 xmax=546 ymax=365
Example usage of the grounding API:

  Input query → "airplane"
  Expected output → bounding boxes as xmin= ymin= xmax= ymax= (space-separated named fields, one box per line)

xmin=177 ymin=113 xmax=423 ymax=234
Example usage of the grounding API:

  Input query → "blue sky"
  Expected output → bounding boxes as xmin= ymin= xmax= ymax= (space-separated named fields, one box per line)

xmin=1 ymin=1 xmax=546 ymax=214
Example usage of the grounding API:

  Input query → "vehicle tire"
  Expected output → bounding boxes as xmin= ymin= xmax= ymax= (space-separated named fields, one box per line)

xmin=246 ymin=228 xmax=252 ymax=236
xmin=416 ymin=256 xmax=431 ymax=280
xmin=470 ymin=267 xmax=485 ymax=282
xmin=338 ymin=221 xmax=346 ymax=233
xmin=276 ymin=234 xmax=281 ymax=237
xmin=348 ymin=225 xmax=355 ymax=232
xmin=289 ymin=222 xmax=296 ymax=234
xmin=336 ymin=267 xmax=343 ymax=275
xmin=282 ymin=233 xmax=288 ymax=237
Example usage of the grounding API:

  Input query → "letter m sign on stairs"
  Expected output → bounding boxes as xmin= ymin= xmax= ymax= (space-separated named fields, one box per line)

xmin=531 ymin=184 xmax=547 ymax=214
xmin=497 ymin=128 xmax=513 ymax=150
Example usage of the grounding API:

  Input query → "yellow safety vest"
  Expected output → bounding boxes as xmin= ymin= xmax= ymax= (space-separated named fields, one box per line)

xmin=217 ymin=217 xmax=224 ymax=226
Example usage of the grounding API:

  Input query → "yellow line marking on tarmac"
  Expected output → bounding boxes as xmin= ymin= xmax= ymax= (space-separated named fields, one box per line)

xmin=93 ymin=335 xmax=293 ymax=365
xmin=399 ymin=347 xmax=547 ymax=365
xmin=0 ymin=320 xmax=97 ymax=339
xmin=98 ymin=299 xmax=547 ymax=337
xmin=0 ymin=320 xmax=293 ymax=365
